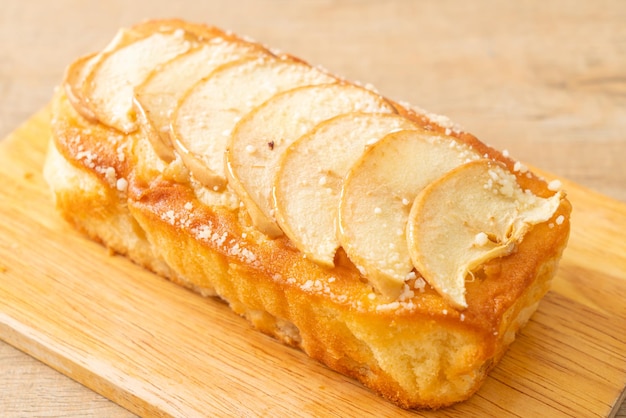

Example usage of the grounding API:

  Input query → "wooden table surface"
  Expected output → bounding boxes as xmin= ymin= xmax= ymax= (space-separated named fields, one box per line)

xmin=1 ymin=1 xmax=624 ymax=416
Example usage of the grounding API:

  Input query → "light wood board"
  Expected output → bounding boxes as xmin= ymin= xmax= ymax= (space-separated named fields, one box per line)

xmin=1 ymin=108 xmax=625 ymax=417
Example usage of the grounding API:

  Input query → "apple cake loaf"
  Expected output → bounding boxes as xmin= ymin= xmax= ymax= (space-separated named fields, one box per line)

xmin=43 ymin=19 xmax=571 ymax=409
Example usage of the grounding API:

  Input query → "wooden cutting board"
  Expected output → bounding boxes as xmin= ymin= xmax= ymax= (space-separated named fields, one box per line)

xmin=1 ymin=107 xmax=625 ymax=417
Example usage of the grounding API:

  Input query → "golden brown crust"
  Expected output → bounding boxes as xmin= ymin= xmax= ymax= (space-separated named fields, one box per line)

xmin=44 ymin=19 xmax=571 ymax=409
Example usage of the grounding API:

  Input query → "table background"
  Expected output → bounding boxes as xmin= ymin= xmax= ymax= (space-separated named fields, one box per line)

xmin=1 ymin=0 xmax=624 ymax=416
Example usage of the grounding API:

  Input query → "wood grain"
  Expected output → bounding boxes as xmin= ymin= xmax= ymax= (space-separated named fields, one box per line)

xmin=0 ymin=106 xmax=624 ymax=416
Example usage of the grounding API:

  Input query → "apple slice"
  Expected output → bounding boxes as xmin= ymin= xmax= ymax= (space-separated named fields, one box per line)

xmin=63 ymin=21 xmax=227 ymax=125
xmin=406 ymin=159 xmax=563 ymax=309
xmin=63 ymin=53 xmax=100 ymax=122
xmin=171 ymin=56 xmax=337 ymax=191
xmin=227 ymin=83 xmax=396 ymax=237
xmin=338 ymin=129 xmax=481 ymax=299
xmin=82 ymin=28 xmax=198 ymax=133
xmin=273 ymin=113 xmax=419 ymax=266
xmin=134 ymin=39 xmax=269 ymax=161
xmin=63 ymin=28 xmax=147 ymax=121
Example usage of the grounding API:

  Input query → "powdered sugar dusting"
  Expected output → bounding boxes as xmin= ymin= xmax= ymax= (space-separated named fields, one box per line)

xmin=192 ymin=221 xmax=259 ymax=266
xmin=298 ymin=277 xmax=350 ymax=305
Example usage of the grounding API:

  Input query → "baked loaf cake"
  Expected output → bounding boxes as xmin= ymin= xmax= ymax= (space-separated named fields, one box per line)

xmin=43 ymin=19 xmax=571 ymax=409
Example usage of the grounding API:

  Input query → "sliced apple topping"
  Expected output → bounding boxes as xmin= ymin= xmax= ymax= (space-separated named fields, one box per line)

xmin=273 ymin=113 xmax=419 ymax=267
xmin=406 ymin=159 xmax=563 ymax=309
xmin=227 ymin=83 xmax=396 ymax=237
xmin=63 ymin=53 xmax=101 ymax=122
xmin=63 ymin=28 xmax=146 ymax=122
xmin=83 ymin=28 xmax=198 ymax=133
xmin=338 ymin=129 xmax=481 ymax=299
xmin=171 ymin=56 xmax=336 ymax=191
xmin=134 ymin=39 xmax=269 ymax=162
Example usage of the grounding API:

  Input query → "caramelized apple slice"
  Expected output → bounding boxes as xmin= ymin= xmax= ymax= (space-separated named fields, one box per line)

xmin=63 ymin=28 xmax=146 ymax=121
xmin=338 ymin=129 xmax=480 ymax=299
xmin=227 ymin=83 xmax=396 ymax=237
xmin=171 ymin=56 xmax=336 ymax=191
xmin=63 ymin=53 xmax=100 ymax=122
xmin=135 ymin=39 xmax=269 ymax=161
xmin=83 ymin=29 xmax=197 ymax=133
xmin=407 ymin=159 xmax=563 ymax=309
xmin=273 ymin=113 xmax=419 ymax=266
